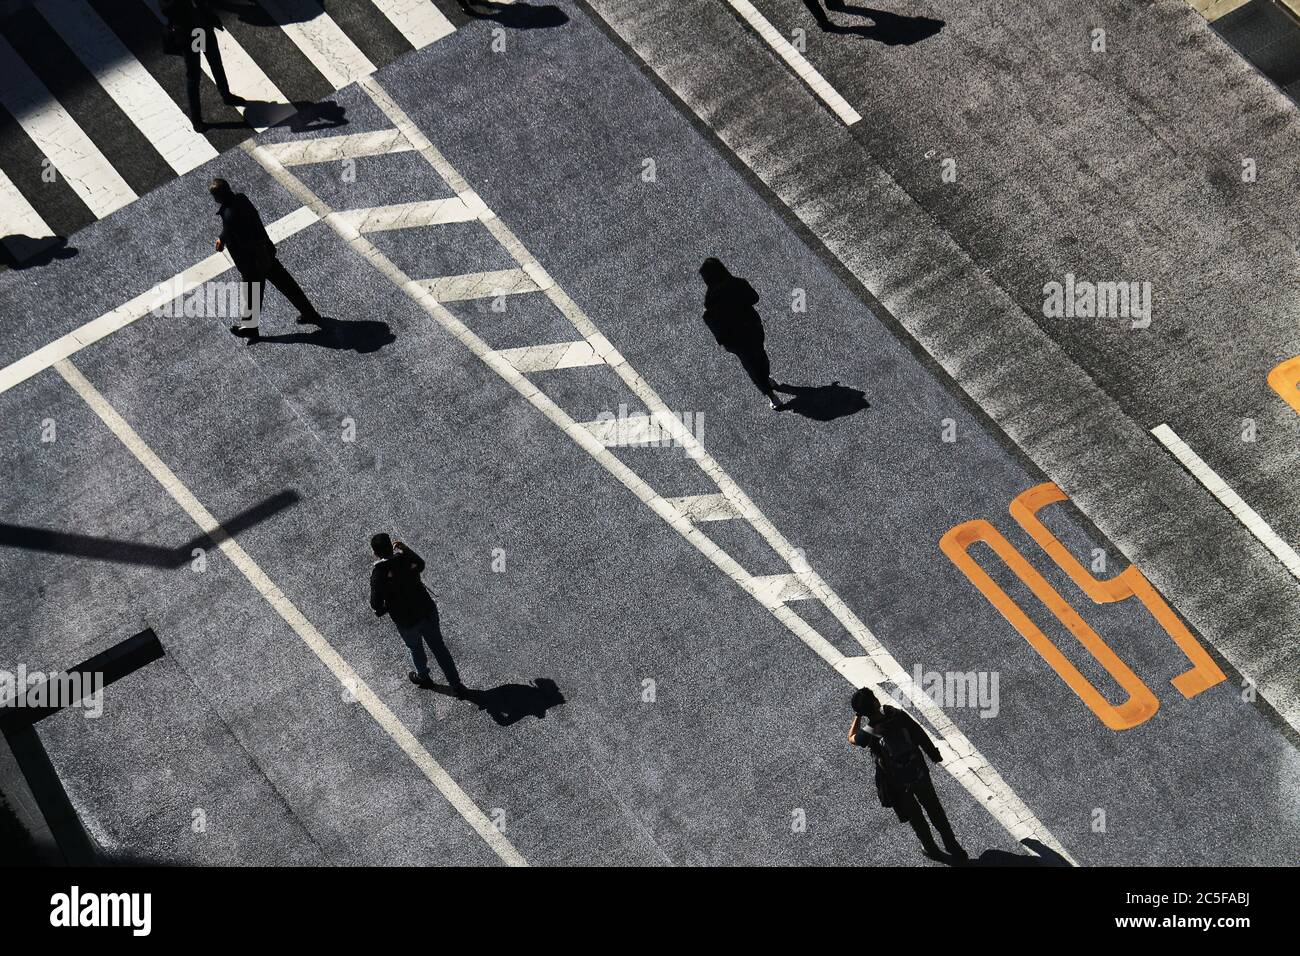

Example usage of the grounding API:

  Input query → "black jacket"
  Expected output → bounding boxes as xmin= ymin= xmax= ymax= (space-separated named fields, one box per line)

xmin=702 ymin=277 xmax=765 ymax=353
xmin=853 ymin=707 xmax=942 ymax=819
xmin=217 ymin=193 xmax=276 ymax=277
xmin=369 ymin=546 xmax=436 ymax=628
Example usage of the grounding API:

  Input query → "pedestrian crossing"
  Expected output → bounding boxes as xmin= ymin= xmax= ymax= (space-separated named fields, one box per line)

xmin=0 ymin=0 xmax=457 ymax=267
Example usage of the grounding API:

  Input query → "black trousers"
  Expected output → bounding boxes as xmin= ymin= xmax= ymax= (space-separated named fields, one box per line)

xmin=396 ymin=605 xmax=463 ymax=689
xmin=182 ymin=27 xmax=231 ymax=121
xmin=237 ymin=259 xmax=318 ymax=327
xmin=734 ymin=345 xmax=774 ymax=394
xmin=897 ymin=774 xmax=961 ymax=854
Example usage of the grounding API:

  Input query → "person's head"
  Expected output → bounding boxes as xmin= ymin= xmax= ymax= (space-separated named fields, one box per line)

xmin=851 ymin=687 xmax=883 ymax=719
xmin=208 ymin=178 xmax=233 ymax=204
xmin=370 ymin=533 xmax=394 ymax=558
xmin=699 ymin=257 xmax=728 ymax=287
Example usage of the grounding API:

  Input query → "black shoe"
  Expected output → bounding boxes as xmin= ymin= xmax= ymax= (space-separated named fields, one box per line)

xmin=944 ymin=843 xmax=969 ymax=861
xmin=408 ymin=671 xmax=434 ymax=688
xmin=222 ymin=92 xmax=246 ymax=106
xmin=192 ymin=118 xmax=208 ymax=133
xmin=451 ymin=684 xmax=469 ymax=700
xmin=229 ymin=325 xmax=259 ymax=344
xmin=296 ymin=312 xmax=322 ymax=325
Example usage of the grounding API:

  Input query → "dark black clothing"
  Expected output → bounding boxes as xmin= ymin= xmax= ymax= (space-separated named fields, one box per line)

xmin=240 ymin=259 xmax=317 ymax=321
xmin=702 ymin=275 xmax=776 ymax=396
xmin=217 ymin=194 xmax=275 ymax=277
xmin=853 ymin=706 xmax=963 ymax=857
xmin=162 ymin=0 xmax=232 ymax=120
xmin=370 ymin=546 xmax=437 ymax=629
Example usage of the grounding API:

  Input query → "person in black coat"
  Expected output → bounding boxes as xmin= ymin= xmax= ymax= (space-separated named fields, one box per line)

xmin=369 ymin=533 xmax=466 ymax=694
xmin=849 ymin=687 xmax=968 ymax=861
xmin=209 ymin=179 xmax=321 ymax=343
xmin=161 ymin=0 xmax=244 ymax=132
xmin=699 ymin=258 xmax=786 ymax=409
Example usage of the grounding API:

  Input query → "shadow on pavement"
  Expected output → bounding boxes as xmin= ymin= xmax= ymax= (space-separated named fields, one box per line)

xmin=431 ymin=678 xmax=566 ymax=727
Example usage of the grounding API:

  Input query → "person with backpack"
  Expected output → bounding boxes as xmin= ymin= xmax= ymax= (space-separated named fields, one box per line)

xmin=369 ymin=533 xmax=466 ymax=696
xmin=848 ymin=687 xmax=968 ymax=862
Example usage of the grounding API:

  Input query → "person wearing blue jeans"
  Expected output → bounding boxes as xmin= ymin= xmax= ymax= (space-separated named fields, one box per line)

xmin=369 ymin=533 xmax=466 ymax=695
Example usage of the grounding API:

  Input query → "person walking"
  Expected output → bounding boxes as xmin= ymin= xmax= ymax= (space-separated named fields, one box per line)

xmin=699 ymin=258 xmax=785 ymax=409
xmin=848 ymin=687 xmax=968 ymax=862
xmin=368 ymin=533 xmax=466 ymax=695
xmin=209 ymin=179 xmax=322 ymax=343
xmin=161 ymin=0 xmax=244 ymax=132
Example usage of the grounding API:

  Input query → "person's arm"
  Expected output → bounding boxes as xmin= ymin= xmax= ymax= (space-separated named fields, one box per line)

xmin=395 ymin=543 xmax=425 ymax=576
xmin=905 ymin=713 xmax=943 ymax=763
xmin=848 ymin=714 xmax=861 ymax=744
xmin=369 ymin=564 xmax=387 ymax=616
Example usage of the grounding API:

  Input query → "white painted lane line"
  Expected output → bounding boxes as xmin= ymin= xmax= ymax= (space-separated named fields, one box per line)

xmin=414 ymin=267 xmax=540 ymax=302
xmin=266 ymin=76 xmax=1076 ymax=863
xmin=36 ymin=0 xmax=218 ymax=176
xmin=1152 ymin=423 xmax=1300 ymax=582
xmin=0 ymin=33 xmax=136 ymax=218
xmin=141 ymin=0 xmax=292 ymax=132
xmin=0 ymin=207 xmax=319 ymax=396
xmin=664 ymin=493 xmax=741 ymax=522
xmin=722 ymin=0 xmax=862 ymax=126
xmin=368 ymin=0 xmax=455 ymax=49
xmin=333 ymin=197 xmax=479 ymax=233
xmin=260 ymin=128 xmax=415 ymax=166
xmin=53 ymin=358 xmax=526 ymax=868
xmin=0 ymin=167 xmax=55 ymax=244
xmin=579 ymin=411 xmax=687 ymax=447
xmin=492 ymin=341 xmax=605 ymax=373
xmin=258 ymin=0 xmax=377 ymax=89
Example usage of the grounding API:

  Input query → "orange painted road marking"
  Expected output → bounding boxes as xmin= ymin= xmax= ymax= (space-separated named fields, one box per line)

xmin=1009 ymin=483 xmax=1226 ymax=699
xmin=941 ymin=482 xmax=1225 ymax=731
xmin=940 ymin=518 xmax=1160 ymax=731
xmin=1267 ymin=356 xmax=1300 ymax=416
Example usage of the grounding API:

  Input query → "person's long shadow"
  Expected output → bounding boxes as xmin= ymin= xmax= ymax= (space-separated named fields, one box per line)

xmin=801 ymin=0 xmax=944 ymax=45
xmin=457 ymin=0 xmax=569 ymax=29
xmin=1 ymin=236 xmax=77 ymax=270
xmin=963 ymin=838 xmax=1074 ymax=867
xmin=775 ymin=381 xmax=870 ymax=421
xmin=211 ymin=0 xmax=318 ymax=26
xmin=256 ymin=315 xmax=395 ymax=354
xmin=432 ymin=678 xmax=566 ymax=727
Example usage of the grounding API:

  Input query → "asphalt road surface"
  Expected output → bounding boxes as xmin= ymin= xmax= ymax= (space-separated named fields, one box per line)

xmin=0 ymin=0 xmax=1297 ymax=866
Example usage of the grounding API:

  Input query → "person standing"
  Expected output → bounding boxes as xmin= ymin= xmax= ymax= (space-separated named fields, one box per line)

xmin=699 ymin=258 xmax=785 ymax=409
xmin=368 ymin=533 xmax=466 ymax=695
xmin=848 ymin=687 xmax=968 ymax=862
xmin=209 ymin=179 xmax=321 ymax=343
xmin=161 ymin=0 xmax=245 ymax=132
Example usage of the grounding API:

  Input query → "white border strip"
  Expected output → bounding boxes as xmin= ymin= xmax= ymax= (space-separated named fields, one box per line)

xmin=723 ymin=0 xmax=862 ymax=126
xmin=54 ymin=358 xmax=527 ymax=867
xmin=1152 ymin=423 xmax=1300 ymax=581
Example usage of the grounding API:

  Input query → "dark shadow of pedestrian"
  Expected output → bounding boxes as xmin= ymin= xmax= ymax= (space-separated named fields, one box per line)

xmin=700 ymin=258 xmax=787 ymax=410
xmin=456 ymin=0 xmax=568 ymax=28
xmin=255 ymin=315 xmax=395 ymax=354
xmin=1 ymin=236 xmax=77 ymax=270
xmin=801 ymin=1 xmax=944 ymax=45
xmin=774 ymin=381 xmax=870 ymax=420
xmin=432 ymin=678 xmax=566 ymax=727
xmin=965 ymin=838 xmax=1074 ymax=867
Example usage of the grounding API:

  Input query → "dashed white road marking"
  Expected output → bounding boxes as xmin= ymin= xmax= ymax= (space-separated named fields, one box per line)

xmin=749 ymin=573 xmax=816 ymax=606
xmin=257 ymin=0 xmax=377 ymax=89
xmin=415 ymin=267 xmax=541 ymax=302
xmin=53 ymin=358 xmax=527 ymax=868
xmin=493 ymin=341 xmax=605 ymax=373
xmin=0 ymin=207 xmax=318 ymax=396
xmin=261 ymin=128 xmax=416 ymax=166
xmin=36 ymin=0 xmax=218 ymax=176
xmin=0 ymin=167 xmax=55 ymax=245
xmin=665 ymin=493 xmax=740 ymax=523
xmin=0 ymin=32 xmax=137 ymax=218
xmin=333 ymin=196 xmax=480 ymax=233
xmin=368 ymin=0 xmax=456 ymax=49
xmin=722 ymin=0 xmax=862 ymax=126
xmin=1152 ymin=423 xmax=1300 ymax=582
xmin=244 ymin=74 xmax=1075 ymax=864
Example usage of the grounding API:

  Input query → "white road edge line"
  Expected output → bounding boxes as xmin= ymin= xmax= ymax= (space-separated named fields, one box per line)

xmin=722 ymin=0 xmax=862 ymax=127
xmin=53 ymin=358 xmax=527 ymax=868
xmin=1152 ymin=423 xmax=1300 ymax=581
